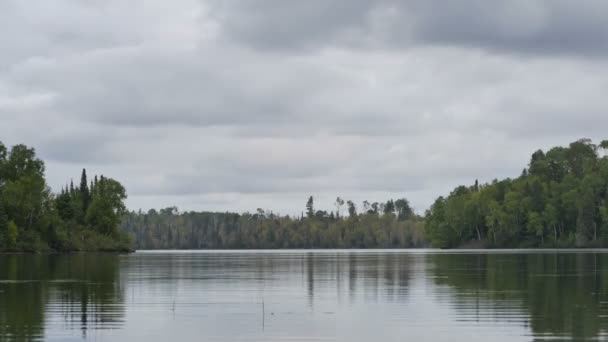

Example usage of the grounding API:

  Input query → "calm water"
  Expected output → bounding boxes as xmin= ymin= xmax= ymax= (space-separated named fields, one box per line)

xmin=1 ymin=250 xmax=608 ymax=341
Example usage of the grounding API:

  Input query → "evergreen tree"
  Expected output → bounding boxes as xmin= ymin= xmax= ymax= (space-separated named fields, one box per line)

xmin=306 ymin=196 xmax=314 ymax=218
xmin=80 ymin=168 xmax=91 ymax=217
xmin=0 ymin=141 xmax=132 ymax=252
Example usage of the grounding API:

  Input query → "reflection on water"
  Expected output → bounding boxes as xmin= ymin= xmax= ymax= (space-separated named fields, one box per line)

xmin=0 ymin=250 xmax=607 ymax=341
xmin=429 ymin=252 xmax=608 ymax=341
xmin=0 ymin=254 xmax=124 ymax=341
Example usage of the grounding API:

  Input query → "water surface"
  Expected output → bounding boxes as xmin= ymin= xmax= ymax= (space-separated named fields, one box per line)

xmin=1 ymin=250 xmax=608 ymax=341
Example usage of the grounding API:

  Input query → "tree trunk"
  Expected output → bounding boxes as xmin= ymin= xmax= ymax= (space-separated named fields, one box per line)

xmin=553 ymin=224 xmax=557 ymax=242
xmin=27 ymin=208 xmax=35 ymax=230
xmin=594 ymin=222 xmax=598 ymax=241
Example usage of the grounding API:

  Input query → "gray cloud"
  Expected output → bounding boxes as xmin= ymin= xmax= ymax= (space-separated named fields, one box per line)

xmin=1 ymin=0 xmax=608 ymax=215
xmin=211 ymin=0 xmax=608 ymax=57
xmin=207 ymin=0 xmax=378 ymax=50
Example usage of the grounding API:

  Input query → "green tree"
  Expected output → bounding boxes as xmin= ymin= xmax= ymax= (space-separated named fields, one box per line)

xmin=384 ymin=199 xmax=395 ymax=215
xmin=544 ymin=203 xmax=559 ymax=242
xmin=6 ymin=221 xmax=18 ymax=248
xmin=395 ymin=198 xmax=413 ymax=221
xmin=0 ymin=199 xmax=7 ymax=247
xmin=426 ymin=138 xmax=608 ymax=248
xmin=527 ymin=211 xmax=545 ymax=245
xmin=425 ymin=197 xmax=457 ymax=248
xmin=0 ymin=141 xmax=131 ymax=252
xmin=79 ymin=168 xmax=91 ymax=219
xmin=306 ymin=196 xmax=314 ymax=218
xmin=1 ymin=144 xmax=48 ymax=231
xmin=347 ymin=200 xmax=357 ymax=217
xmin=86 ymin=177 xmax=127 ymax=236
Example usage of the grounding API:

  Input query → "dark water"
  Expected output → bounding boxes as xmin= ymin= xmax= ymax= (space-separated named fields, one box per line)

xmin=1 ymin=250 xmax=608 ymax=341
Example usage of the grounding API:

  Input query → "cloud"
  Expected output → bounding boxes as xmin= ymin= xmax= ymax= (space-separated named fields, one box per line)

xmin=211 ymin=0 xmax=608 ymax=57
xmin=1 ymin=0 xmax=608 ymax=215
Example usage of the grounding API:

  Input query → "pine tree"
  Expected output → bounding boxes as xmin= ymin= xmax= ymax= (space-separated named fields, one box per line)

xmin=80 ymin=168 xmax=91 ymax=214
xmin=306 ymin=196 xmax=314 ymax=218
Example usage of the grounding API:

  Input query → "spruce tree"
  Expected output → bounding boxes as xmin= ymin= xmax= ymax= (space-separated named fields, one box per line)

xmin=80 ymin=168 xmax=91 ymax=214
xmin=306 ymin=196 xmax=314 ymax=218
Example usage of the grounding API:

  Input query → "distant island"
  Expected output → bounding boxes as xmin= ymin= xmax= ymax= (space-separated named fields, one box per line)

xmin=3 ymin=138 xmax=608 ymax=252
xmin=0 ymin=142 xmax=132 ymax=253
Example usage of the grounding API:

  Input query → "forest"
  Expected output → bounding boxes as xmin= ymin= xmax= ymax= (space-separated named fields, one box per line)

xmin=426 ymin=138 xmax=608 ymax=248
xmin=0 ymin=141 xmax=131 ymax=252
xmin=121 ymin=197 xmax=426 ymax=249
xmin=5 ymin=138 xmax=608 ymax=251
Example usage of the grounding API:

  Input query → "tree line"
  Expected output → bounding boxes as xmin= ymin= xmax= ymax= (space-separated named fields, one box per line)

xmin=0 ymin=141 xmax=131 ymax=252
xmin=121 ymin=196 xmax=425 ymax=249
xmin=426 ymin=138 xmax=608 ymax=248
xmin=7 ymin=138 xmax=608 ymax=251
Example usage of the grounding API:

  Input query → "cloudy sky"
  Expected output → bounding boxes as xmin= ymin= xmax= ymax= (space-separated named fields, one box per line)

xmin=2 ymin=0 xmax=608 ymax=215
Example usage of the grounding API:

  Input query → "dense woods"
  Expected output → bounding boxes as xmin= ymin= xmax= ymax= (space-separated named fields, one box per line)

xmin=7 ymin=138 xmax=608 ymax=251
xmin=0 ymin=141 xmax=131 ymax=252
xmin=426 ymin=139 xmax=608 ymax=248
xmin=121 ymin=197 xmax=425 ymax=249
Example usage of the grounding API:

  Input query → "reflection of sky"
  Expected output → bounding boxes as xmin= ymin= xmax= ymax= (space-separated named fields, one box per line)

xmin=35 ymin=250 xmax=595 ymax=341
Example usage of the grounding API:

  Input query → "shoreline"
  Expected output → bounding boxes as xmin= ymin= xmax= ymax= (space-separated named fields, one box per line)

xmin=4 ymin=246 xmax=608 ymax=254
xmin=0 ymin=248 xmax=135 ymax=255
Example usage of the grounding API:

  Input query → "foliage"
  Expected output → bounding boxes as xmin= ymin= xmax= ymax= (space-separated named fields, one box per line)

xmin=6 ymin=221 xmax=17 ymax=248
xmin=0 ymin=141 xmax=131 ymax=252
xmin=122 ymin=197 xmax=424 ymax=249
xmin=426 ymin=139 xmax=608 ymax=248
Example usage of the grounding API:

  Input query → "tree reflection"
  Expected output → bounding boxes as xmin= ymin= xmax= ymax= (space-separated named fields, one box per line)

xmin=0 ymin=256 xmax=47 ymax=341
xmin=428 ymin=252 xmax=608 ymax=340
xmin=0 ymin=254 xmax=125 ymax=341
xmin=302 ymin=252 xmax=414 ymax=306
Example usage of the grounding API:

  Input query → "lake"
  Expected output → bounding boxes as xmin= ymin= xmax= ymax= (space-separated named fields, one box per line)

xmin=1 ymin=250 xmax=607 ymax=341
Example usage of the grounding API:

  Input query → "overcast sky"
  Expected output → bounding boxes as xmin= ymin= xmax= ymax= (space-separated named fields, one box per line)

xmin=2 ymin=0 xmax=608 ymax=215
